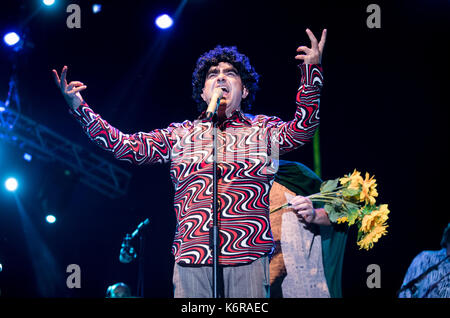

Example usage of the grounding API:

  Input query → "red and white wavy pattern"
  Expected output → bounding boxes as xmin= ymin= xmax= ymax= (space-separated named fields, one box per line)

xmin=69 ymin=64 xmax=323 ymax=265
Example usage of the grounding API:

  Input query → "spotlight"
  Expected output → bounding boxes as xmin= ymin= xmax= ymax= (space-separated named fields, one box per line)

xmin=23 ymin=153 xmax=32 ymax=162
xmin=155 ymin=14 xmax=173 ymax=29
xmin=92 ymin=4 xmax=102 ymax=14
xmin=46 ymin=215 xmax=56 ymax=224
xmin=42 ymin=0 xmax=56 ymax=6
xmin=5 ymin=177 xmax=18 ymax=192
xmin=3 ymin=32 xmax=20 ymax=47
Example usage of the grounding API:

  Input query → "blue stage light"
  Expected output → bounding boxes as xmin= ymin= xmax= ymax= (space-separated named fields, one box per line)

xmin=5 ymin=177 xmax=18 ymax=192
xmin=155 ymin=14 xmax=173 ymax=29
xmin=23 ymin=153 xmax=32 ymax=162
xmin=3 ymin=32 xmax=20 ymax=47
xmin=42 ymin=0 xmax=56 ymax=6
xmin=92 ymin=4 xmax=102 ymax=14
xmin=46 ymin=215 xmax=56 ymax=224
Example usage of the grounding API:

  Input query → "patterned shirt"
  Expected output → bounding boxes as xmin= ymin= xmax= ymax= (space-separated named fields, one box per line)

xmin=399 ymin=249 xmax=450 ymax=298
xmin=69 ymin=64 xmax=323 ymax=265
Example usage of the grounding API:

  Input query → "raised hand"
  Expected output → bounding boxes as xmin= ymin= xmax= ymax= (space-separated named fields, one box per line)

xmin=52 ymin=65 xmax=87 ymax=110
xmin=295 ymin=28 xmax=327 ymax=64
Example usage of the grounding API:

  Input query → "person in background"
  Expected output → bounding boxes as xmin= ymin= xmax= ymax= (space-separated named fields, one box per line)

xmin=398 ymin=223 xmax=450 ymax=298
xmin=269 ymin=160 xmax=347 ymax=298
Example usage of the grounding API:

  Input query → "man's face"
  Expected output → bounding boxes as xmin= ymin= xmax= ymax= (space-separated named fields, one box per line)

xmin=201 ymin=62 xmax=248 ymax=118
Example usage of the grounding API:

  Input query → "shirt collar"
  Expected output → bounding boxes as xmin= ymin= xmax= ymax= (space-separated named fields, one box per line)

xmin=197 ymin=109 xmax=252 ymax=127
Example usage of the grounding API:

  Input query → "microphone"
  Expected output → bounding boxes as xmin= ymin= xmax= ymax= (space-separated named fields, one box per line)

xmin=205 ymin=87 xmax=224 ymax=120
xmin=119 ymin=218 xmax=150 ymax=264
xmin=131 ymin=218 xmax=150 ymax=239
xmin=119 ymin=234 xmax=136 ymax=264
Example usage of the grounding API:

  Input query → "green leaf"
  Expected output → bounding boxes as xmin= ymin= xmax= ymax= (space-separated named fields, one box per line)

xmin=320 ymin=178 xmax=339 ymax=193
xmin=324 ymin=203 xmax=336 ymax=222
xmin=324 ymin=203 xmax=346 ymax=223
xmin=346 ymin=205 xmax=360 ymax=226
xmin=342 ymin=188 xmax=360 ymax=198
xmin=357 ymin=229 xmax=364 ymax=241
xmin=360 ymin=204 xmax=377 ymax=216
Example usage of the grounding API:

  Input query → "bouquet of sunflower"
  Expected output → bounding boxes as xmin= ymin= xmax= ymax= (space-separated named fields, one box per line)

xmin=308 ymin=170 xmax=389 ymax=250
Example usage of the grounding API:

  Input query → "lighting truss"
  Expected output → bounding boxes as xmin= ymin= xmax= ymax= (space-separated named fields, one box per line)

xmin=0 ymin=108 xmax=132 ymax=199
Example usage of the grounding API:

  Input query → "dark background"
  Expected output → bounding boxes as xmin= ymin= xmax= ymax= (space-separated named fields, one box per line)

xmin=0 ymin=0 xmax=448 ymax=299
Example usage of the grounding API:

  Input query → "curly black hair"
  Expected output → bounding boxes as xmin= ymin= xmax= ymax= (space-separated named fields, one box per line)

xmin=192 ymin=45 xmax=260 ymax=112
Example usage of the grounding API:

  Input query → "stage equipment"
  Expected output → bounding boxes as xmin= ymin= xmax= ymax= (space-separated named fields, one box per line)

xmin=119 ymin=218 xmax=150 ymax=297
xmin=0 ymin=107 xmax=132 ymax=199
xmin=0 ymin=61 xmax=131 ymax=198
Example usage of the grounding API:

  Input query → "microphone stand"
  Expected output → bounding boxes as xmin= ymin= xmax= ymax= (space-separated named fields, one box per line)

xmin=119 ymin=218 xmax=150 ymax=298
xmin=137 ymin=230 xmax=145 ymax=298
xmin=212 ymin=116 xmax=220 ymax=298
xmin=134 ymin=219 xmax=149 ymax=298
xmin=206 ymin=104 xmax=221 ymax=298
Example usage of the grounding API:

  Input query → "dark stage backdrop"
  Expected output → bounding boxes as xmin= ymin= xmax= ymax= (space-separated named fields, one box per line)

xmin=0 ymin=0 xmax=448 ymax=299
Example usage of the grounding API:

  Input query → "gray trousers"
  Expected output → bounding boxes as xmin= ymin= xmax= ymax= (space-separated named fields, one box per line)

xmin=173 ymin=255 xmax=270 ymax=298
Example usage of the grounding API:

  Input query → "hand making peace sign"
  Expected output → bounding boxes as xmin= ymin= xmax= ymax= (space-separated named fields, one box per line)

xmin=52 ymin=65 xmax=87 ymax=110
xmin=295 ymin=28 xmax=327 ymax=64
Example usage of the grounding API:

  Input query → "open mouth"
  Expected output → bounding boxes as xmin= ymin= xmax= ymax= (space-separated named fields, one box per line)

xmin=217 ymin=86 xmax=229 ymax=94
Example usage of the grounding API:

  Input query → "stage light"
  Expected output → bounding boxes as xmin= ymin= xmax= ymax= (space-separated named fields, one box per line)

xmin=46 ymin=215 xmax=56 ymax=224
xmin=155 ymin=14 xmax=173 ymax=29
xmin=23 ymin=153 xmax=32 ymax=162
xmin=3 ymin=32 xmax=20 ymax=47
xmin=92 ymin=4 xmax=102 ymax=14
xmin=42 ymin=0 xmax=55 ymax=6
xmin=5 ymin=177 xmax=18 ymax=192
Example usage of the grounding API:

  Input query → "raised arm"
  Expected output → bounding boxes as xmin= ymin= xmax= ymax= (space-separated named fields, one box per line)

xmin=267 ymin=29 xmax=326 ymax=155
xmin=52 ymin=66 xmax=182 ymax=165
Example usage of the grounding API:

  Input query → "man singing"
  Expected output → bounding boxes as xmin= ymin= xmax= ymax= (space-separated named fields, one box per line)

xmin=52 ymin=28 xmax=327 ymax=298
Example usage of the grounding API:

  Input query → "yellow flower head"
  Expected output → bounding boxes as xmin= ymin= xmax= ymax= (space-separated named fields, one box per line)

xmin=340 ymin=169 xmax=364 ymax=190
xmin=337 ymin=216 xmax=348 ymax=224
xmin=357 ymin=224 xmax=388 ymax=250
xmin=359 ymin=172 xmax=378 ymax=205
xmin=360 ymin=204 xmax=390 ymax=233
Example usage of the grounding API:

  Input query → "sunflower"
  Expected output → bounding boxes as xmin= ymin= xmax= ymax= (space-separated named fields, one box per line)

xmin=310 ymin=169 xmax=389 ymax=250
xmin=360 ymin=204 xmax=390 ymax=233
xmin=339 ymin=169 xmax=363 ymax=190
xmin=357 ymin=224 xmax=388 ymax=250
xmin=360 ymin=172 xmax=378 ymax=205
